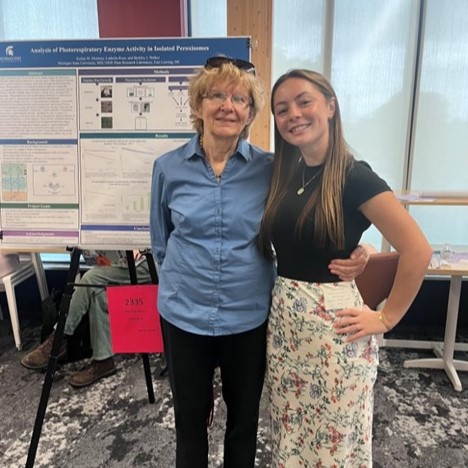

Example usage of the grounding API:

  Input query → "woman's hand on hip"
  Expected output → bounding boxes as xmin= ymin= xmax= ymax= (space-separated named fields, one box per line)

xmin=333 ymin=305 xmax=387 ymax=342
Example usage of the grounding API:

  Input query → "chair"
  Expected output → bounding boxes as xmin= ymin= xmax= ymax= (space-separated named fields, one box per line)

xmin=0 ymin=253 xmax=49 ymax=350
xmin=355 ymin=251 xmax=400 ymax=310
xmin=355 ymin=251 xmax=400 ymax=347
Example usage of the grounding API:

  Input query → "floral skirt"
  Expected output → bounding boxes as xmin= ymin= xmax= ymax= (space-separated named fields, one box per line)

xmin=266 ymin=276 xmax=379 ymax=468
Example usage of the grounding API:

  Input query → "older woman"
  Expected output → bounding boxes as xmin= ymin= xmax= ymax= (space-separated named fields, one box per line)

xmin=150 ymin=58 xmax=368 ymax=468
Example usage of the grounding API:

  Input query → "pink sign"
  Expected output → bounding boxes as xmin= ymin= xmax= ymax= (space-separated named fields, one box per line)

xmin=107 ymin=284 xmax=163 ymax=353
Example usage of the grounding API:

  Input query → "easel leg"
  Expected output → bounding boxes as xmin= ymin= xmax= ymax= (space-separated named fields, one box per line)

xmin=143 ymin=251 xmax=167 ymax=378
xmin=26 ymin=247 xmax=82 ymax=468
xmin=126 ymin=251 xmax=155 ymax=404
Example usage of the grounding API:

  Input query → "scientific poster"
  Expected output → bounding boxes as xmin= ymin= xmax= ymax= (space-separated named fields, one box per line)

xmin=0 ymin=37 xmax=251 ymax=248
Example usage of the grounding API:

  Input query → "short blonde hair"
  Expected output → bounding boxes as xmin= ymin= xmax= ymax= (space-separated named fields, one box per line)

xmin=188 ymin=62 xmax=264 ymax=140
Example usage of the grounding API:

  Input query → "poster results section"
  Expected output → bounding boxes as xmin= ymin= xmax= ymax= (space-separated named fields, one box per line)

xmin=0 ymin=37 xmax=251 ymax=248
xmin=79 ymin=133 xmax=188 ymax=247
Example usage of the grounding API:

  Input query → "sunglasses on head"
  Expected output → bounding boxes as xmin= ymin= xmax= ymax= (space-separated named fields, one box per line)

xmin=204 ymin=56 xmax=256 ymax=75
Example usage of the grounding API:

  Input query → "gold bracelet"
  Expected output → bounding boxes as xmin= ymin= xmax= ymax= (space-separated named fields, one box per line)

xmin=378 ymin=311 xmax=392 ymax=331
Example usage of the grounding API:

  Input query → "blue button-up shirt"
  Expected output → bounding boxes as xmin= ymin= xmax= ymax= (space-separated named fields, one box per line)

xmin=150 ymin=135 xmax=275 ymax=336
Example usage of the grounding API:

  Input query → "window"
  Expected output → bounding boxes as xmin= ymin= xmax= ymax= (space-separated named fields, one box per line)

xmin=0 ymin=0 xmax=98 ymax=40
xmin=189 ymin=0 xmax=226 ymax=37
xmin=0 ymin=0 xmax=98 ymax=266
xmin=409 ymin=0 xmax=468 ymax=246
xmin=272 ymin=1 xmax=324 ymax=77
xmin=330 ymin=0 xmax=419 ymax=248
xmin=188 ymin=0 xmax=468 ymax=249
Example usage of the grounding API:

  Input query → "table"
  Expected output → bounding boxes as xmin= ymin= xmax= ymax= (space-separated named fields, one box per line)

xmin=396 ymin=190 xmax=468 ymax=206
xmin=402 ymin=256 xmax=468 ymax=391
xmin=377 ymin=192 xmax=468 ymax=390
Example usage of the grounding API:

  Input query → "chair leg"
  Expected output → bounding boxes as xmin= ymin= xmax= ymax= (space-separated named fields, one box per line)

xmin=4 ymin=277 xmax=22 ymax=350
xmin=32 ymin=253 xmax=49 ymax=300
xmin=376 ymin=333 xmax=385 ymax=347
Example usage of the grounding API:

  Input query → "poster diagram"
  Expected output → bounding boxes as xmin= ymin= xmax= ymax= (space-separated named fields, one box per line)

xmin=32 ymin=164 xmax=76 ymax=196
xmin=79 ymin=71 xmax=193 ymax=132
xmin=2 ymin=163 xmax=27 ymax=201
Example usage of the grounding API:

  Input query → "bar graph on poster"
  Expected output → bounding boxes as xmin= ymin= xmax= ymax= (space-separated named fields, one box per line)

xmin=0 ymin=37 xmax=251 ymax=249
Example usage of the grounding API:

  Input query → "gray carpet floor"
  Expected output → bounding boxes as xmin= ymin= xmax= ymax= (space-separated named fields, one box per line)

xmin=1 ymin=319 xmax=467 ymax=467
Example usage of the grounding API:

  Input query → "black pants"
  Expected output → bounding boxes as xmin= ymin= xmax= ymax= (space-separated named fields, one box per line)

xmin=160 ymin=317 xmax=267 ymax=468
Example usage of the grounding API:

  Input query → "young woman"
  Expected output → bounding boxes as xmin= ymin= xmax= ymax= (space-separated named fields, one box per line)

xmin=259 ymin=69 xmax=432 ymax=467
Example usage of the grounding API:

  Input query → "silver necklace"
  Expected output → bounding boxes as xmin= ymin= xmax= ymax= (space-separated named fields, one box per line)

xmin=297 ymin=166 xmax=323 ymax=195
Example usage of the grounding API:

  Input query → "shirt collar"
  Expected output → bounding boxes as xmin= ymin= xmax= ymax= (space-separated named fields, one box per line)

xmin=183 ymin=134 xmax=252 ymax=162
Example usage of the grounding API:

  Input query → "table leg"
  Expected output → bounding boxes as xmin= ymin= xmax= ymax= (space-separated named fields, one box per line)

xmin=403 ymin=275 xmax=465 ymax=392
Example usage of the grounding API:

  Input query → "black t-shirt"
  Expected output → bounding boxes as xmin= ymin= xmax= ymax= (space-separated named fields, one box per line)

xmin=272 ymin=160 xmax=391 ymax=282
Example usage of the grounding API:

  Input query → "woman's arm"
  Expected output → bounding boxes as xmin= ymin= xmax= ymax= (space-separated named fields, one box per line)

xmin=334 ymin=191 xmax=432 ymax=341
xmin=149 ymin=161 xmax=172 ymax=266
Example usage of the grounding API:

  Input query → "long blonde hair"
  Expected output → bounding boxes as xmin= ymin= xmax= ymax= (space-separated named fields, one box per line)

xmin=259 ymin=69 xmax=354 ymax=258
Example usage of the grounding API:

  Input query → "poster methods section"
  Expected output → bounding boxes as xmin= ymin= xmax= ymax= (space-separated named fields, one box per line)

xmin=0 ymin=37 xmax=250 ymax=248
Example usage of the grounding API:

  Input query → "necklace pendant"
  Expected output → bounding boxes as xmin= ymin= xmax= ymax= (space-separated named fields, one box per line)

xmin=297 ymin=187 xmax=305 ymax=195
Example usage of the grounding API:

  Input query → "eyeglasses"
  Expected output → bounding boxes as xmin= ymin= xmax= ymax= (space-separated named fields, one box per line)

xmin=203 ymin=91 xmax=252 ymax=109
xmin=204 ymin=56 xmax=256 ymax=75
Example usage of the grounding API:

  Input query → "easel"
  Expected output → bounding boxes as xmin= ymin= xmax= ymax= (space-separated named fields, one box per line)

xmin=25 ymin=247 xmax=159 ymax=468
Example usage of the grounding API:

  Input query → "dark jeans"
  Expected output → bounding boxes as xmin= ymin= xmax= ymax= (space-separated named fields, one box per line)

xmin=160 ymin=317 xmax=267 ymax=468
